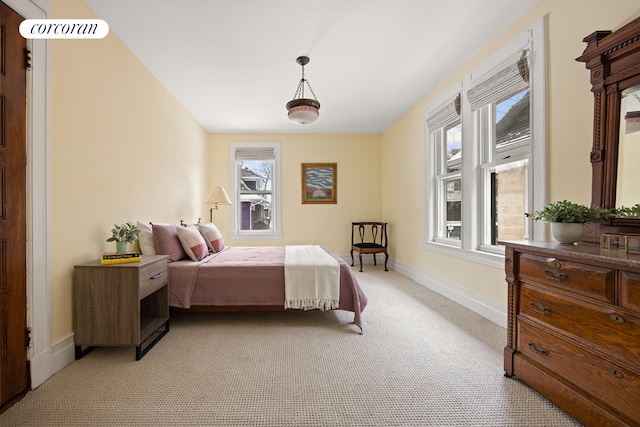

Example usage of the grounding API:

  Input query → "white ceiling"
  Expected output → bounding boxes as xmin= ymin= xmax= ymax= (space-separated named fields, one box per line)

xmin=84 ymin=0 xmax=537 ymax=134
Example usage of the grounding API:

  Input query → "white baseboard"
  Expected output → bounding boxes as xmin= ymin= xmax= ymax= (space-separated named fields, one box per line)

xmin=51 ymin=334 xmax=76 ymax=374
xmin=29 ymin=348 xmax=51 ymax=389
xmin=390 ymin=258 xmax=507 ymax=328
xmin=29 ymin=333 xmax=75 ymax=389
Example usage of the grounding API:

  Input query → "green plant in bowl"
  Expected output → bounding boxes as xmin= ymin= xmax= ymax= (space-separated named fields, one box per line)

xmin=526 ymin=200 xmax=614 ymax=244
xmin=526 ymin=200 xmax=613 ymax=224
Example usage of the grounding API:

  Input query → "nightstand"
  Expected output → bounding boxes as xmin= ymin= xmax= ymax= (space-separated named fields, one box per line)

xmin=73 ymin=255 xmax=170 ymax=360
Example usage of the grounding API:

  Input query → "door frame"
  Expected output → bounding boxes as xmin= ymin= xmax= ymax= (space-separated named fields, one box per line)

xmin=3 ymin=0 xmax=50 ymax=388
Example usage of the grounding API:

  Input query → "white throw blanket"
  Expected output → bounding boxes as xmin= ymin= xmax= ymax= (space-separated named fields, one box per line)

xmin=284 ymin=245 xmax=340 ymax=310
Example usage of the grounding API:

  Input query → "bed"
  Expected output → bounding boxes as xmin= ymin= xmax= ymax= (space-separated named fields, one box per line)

xmin=166 ymin=245 xmax=368 ymax=333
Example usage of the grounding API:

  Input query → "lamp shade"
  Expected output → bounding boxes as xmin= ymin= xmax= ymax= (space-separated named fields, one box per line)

xmin=205 ymin=186 xmax=232 ymax=206
xmin=286 ymin=98 xmax=320 ymax=124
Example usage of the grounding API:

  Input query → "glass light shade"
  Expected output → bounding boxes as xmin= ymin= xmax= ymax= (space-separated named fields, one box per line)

xmin=286 ymin=98 xmax=320 ymax=125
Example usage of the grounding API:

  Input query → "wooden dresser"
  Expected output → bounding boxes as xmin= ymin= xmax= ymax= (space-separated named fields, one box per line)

xmin=503 ymin=241 xmax=640 ymax=427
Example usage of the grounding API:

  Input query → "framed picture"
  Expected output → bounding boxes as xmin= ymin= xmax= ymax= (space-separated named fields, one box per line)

xmin=301 ymin=163 xmax=337 ymax=204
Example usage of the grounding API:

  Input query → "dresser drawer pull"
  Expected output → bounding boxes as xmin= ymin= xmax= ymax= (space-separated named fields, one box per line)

xmin=607 ymin=368 xmax=624 ymax=379
xmin=544 ymin=269 xmax=567 ymax=281
xmin=149 ymin=272 xmax=164 ymax=280
xmin=609 ymin=313 xmax=625 ymax=323
xmin=527 ymin=342 xmax=549 ymax=357
xmin=530 ymin=302 xmax=550 ymax=315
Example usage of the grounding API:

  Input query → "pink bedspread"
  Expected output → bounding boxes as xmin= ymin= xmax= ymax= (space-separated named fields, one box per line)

xmin=168 ymin=246 xmax=367 ymax=332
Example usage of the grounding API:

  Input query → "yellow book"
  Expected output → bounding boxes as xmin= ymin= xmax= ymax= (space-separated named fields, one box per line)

xmin=100 ymin=256 xmax=142 ymax=265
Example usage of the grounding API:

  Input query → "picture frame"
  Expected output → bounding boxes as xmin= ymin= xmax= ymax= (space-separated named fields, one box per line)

xmin=301 ymin=163 xmax=337 ymax=204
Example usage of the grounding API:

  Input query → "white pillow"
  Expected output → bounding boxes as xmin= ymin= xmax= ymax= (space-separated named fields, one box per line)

xmin=137 ymin=221 xmax=156 ymax=255
xmin=176 ymin=224 xmax=209 ymax=261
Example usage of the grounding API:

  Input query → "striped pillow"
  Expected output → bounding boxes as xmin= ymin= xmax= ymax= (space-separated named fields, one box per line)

xmin=198 ymin=222 xmax=225 ymax=252
xmin=176 ymin=224 xmax=209 ymax=261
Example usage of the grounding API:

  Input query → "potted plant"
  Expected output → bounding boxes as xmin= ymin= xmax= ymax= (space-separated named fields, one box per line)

xmin=106 ymin=222 xmax=141 ymax=252
xmin=526 ymin=200 xmax=614 ymax=244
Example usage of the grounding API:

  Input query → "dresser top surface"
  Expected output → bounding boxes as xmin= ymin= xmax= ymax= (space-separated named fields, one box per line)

xmin=502 ymin=240 xmax=640 ymax=269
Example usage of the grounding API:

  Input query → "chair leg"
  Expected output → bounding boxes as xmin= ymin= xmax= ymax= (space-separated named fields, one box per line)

xmin=350 ymin=249 xmax=354 ymax=266
xmin=358 ymin=253 xmax=363 ymax=272
xmin=373 ymin=253 xmax=377 ymax=266
xmin=384 ymin=252 xmax=389 ymax=271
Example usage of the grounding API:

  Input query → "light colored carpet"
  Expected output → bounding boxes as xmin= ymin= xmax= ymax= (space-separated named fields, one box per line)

xmin=0 ymin=268 xmax=581 ymax=426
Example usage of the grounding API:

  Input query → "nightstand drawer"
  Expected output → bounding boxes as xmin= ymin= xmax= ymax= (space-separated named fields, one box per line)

xmin=139 ymin=258 xmax=168 ymax=299
xmin=518 ymin=253 xmax=615 ymax=303
xmin=518 ymin=321 xmax=640 ymax=421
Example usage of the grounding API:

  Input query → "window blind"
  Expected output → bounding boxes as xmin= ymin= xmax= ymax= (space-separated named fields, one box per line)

xmin=468 ymin=50 xmax=529 ymax=111
xmin=427 ymin=93 xmax=461 ymax=130
xmin=235 ymin=147 xmax=275 ymax=161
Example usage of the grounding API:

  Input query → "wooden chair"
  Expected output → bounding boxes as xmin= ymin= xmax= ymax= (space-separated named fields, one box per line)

xmin=351 ymin=222 xmax=388 ymax=272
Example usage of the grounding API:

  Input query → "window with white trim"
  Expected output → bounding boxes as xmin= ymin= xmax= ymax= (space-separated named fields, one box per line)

xmin=229 ymin=142 xmax=282 ymax=240
xmin=425 ymin=19 xmax=546 ymax=267
xmin=428 ymin=93 xmax=462 ymax=244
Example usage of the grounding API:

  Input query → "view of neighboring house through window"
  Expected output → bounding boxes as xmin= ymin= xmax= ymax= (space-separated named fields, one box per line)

xmin=428 ymin=92 xmax=462 ymax=244
xmin=229 ymin=142 xmax=281 ymax=239
xmin=484 ymin=89 xmax=530 ymax=245
xmin=239 ymin=160 xmax=273 ymax=230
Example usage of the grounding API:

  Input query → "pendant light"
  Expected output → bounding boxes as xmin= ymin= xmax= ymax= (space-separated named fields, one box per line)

xmin=286 ymin=56 xmax=320 ymax=124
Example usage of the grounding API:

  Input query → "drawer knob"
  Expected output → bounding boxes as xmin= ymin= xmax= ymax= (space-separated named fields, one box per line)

xmin=150 ymin=272 xmax=164 ymax=280
xmin=609 ymin=313 xmax=625 ymax=323
xmin=544 ymin=269 xmax=567 ymax=281
xmin=530 ymin=302 xmax=550 ymax=315
xmin=527 ymin=342 xmax=549 ymax=357
xmin=607 ymin=368 xmax=623 ymax=379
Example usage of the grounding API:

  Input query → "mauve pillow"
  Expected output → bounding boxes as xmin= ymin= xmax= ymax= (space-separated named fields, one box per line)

xmin=152 ymin=223 xmax=187 ymax=262
xmin=198 ymin=222 xmax=225 ymax=252
xmin=176 ymin=224 xmax=209 ymax=261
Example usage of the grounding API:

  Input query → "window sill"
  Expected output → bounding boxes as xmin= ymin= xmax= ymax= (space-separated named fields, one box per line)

xmin=230 ymin=232 xmax=282 ymax=241
xmin=423 ymin=240 xmax=504 ymax=269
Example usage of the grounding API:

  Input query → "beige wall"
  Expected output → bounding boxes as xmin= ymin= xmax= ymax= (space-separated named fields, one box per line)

xmin=208 ymin=134 xmax=382 ymax=254
xmin=382 ymin=0 xmax=640 ymax=305
xmin=50 ymin=0 xmax=208 ymax=341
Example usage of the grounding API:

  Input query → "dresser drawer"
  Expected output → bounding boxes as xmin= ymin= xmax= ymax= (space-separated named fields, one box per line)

xmin=518 ymin=253 xmax=615 ymax=303
xmin=517 ymin=321 xmax=640 ymax=421
xmin=139 ymin=258 xmax=168 ymax=299
xmin=519 ymin=284 xmax=640 ymax=362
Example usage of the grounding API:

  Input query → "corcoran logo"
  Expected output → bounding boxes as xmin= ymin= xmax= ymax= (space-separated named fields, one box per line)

xmin=19 ymin=19 xmax=109 ymax=39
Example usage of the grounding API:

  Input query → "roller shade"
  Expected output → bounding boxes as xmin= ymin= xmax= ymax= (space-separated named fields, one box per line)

xmin=235 ymin=147 xmax=275 ymax=161
xmin=427 ymin=93 xmax=461 ymax=130
xmin=468 ymin=50 xmax=529 ymax=111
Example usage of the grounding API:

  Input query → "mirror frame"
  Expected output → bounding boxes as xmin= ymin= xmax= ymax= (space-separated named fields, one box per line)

xmin=576 ymin=15 xmax=640 ymax=242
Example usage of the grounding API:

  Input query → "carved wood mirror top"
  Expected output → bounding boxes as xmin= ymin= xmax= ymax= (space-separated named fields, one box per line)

xmin=576 ymin=15 xmax=640 ymax=242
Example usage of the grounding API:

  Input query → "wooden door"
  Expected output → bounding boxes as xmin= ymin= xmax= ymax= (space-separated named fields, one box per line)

xmin=0 ymin=1 xmax=28 ymax=406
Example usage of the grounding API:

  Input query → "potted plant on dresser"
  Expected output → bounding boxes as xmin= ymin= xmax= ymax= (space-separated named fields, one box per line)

xmin=526 ymin=200 xmax=614 ymax=244
xmin=106 ymin=222 xmax=141 ymax=253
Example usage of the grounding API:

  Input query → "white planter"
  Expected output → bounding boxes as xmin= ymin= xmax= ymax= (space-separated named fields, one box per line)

xmin=551 ymin=222 xmax=584 ymax=244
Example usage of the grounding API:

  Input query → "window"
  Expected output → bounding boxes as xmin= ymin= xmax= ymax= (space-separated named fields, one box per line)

xmin=229 ymin=142 xmax=282 ymax=240
xmin=429 ymin=93 xmax=462 ymax=244
xmin=425 ymin=19 xmax=546 ymax=267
